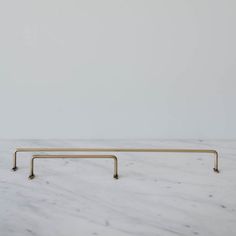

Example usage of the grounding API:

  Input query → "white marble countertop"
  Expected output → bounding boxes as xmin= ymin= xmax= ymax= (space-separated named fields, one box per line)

xmin=0 ymin=139 xmax=236 ymax=236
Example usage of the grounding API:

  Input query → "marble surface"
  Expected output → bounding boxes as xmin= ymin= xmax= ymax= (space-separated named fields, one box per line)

xmin=0 ymin=139 xmax=236 ymax=236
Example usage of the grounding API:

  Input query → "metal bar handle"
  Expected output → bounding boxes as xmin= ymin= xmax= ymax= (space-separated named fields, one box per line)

xmin=12 ymin=147 xmax=219 ymax=173
xmin=29 ymin=154 xmax=118 ymax=180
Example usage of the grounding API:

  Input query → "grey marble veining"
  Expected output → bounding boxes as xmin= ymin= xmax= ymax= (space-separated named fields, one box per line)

xmin=0 ymin=139 xmax=236 ymax=236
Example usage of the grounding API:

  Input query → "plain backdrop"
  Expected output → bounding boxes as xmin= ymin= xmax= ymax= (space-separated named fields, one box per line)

xmin=0 ymin=0 xmax=235 ymax=139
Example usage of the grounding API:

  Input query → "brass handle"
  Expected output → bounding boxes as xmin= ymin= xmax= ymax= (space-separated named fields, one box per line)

xmin=29 ymin=154 xmax=118 ymax=180
xmin=12 ymin=147 xmax=219 ymax=175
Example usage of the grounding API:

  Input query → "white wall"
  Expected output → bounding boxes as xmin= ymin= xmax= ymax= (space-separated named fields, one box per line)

xmin=0 ymin=0 xmax=235 ymax=139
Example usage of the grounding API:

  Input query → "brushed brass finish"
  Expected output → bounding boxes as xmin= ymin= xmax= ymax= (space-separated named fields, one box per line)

xmin=12 ymin=147 xmax=219 ymax=174
xmin=29 ymin=154 xmax=118 ymax=180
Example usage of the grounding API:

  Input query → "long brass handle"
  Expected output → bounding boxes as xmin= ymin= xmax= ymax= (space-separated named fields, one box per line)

xmin=12 ymin=147 xmax=219 ymax=174
xmin=29 ymin=154 xmax=118 ymax=180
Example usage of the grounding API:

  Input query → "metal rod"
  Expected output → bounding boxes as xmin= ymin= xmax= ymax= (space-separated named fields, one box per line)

xmin=12 ymin=147 xmax=220 ymax=173
xmin=28 ymin=154 xmax=118 ymax=180
xmin=213 ymin=151 xmax=219 ymax=173
xmin=12 ymin=151 xmax=18 ymax=171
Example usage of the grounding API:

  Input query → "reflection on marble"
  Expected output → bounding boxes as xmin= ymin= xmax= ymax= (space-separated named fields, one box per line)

xmin=0 ymin=139 xmax=236 ymax=236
